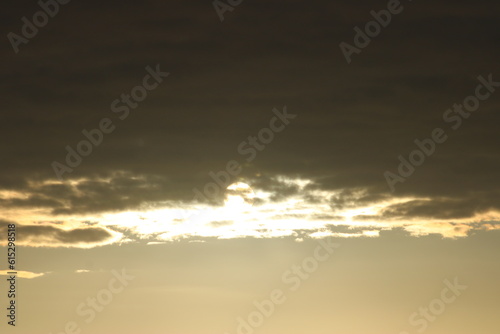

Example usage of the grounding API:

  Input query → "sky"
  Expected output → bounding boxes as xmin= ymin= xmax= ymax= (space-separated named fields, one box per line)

xmin=1 ymin=0 xmax=500 ymax=333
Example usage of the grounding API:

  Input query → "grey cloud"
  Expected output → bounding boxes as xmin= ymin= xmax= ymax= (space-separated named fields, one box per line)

xmin=1 ymin=0 xmax=499 ymax=226
xmin=381 ymin=194 xmax=500 ymax=220
xmin=209 ymin=221 xmax=234 ymax=228
xmin=0 ymin=220 xmax=118 ymax=247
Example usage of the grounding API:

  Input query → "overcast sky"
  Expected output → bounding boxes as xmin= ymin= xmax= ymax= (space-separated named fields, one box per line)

xmin=1 ymin=0 xmax=500 ymax=333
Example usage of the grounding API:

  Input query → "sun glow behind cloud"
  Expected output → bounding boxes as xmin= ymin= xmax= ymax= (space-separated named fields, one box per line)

xmin=3 ymin=176 xmax=500 ymax=247
xmin=90 ymin=177 xmax=500 ymax=242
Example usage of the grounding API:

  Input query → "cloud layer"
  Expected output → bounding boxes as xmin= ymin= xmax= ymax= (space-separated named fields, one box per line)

xmin=1 ymin=0 xmax=499 ymax=246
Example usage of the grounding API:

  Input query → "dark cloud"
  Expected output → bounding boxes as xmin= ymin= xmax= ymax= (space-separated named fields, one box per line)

xmin=0 ymin=195 xmax=63 ymax=209
xmin=0 ymin=220 xmax=118 ymax=247
xmin=380 ymin=193 xmax=500 ymax=220
xmin=1 ymin=0 xmax=499 ymax=226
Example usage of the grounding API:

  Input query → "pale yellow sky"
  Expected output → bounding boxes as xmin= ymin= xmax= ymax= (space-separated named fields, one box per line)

xmin=8 ymin=230 xmax=500 ymax=334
